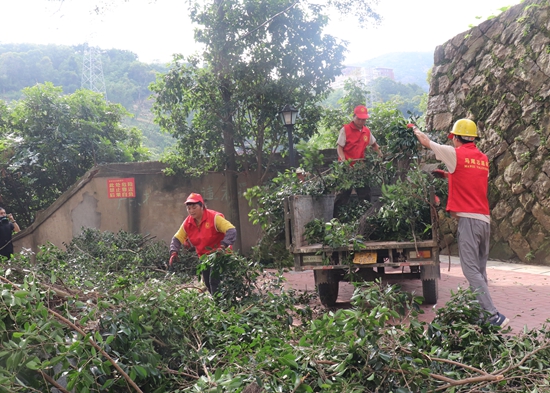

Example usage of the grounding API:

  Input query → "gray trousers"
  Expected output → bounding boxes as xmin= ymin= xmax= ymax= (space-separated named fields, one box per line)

xmin=457 ymin=217 xmax=497 ymax=316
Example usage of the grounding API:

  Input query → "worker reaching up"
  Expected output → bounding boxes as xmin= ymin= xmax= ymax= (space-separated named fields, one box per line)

xmin=413 ymin=119 xmax=508 ymax=328
xmin=169 ymin=193 xmax=237 ymax=294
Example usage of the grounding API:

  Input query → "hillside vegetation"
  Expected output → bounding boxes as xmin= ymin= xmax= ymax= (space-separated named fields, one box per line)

xmin=0 ymin=43 xmax=174 ymax=156
xmin=353 ymin=51 xmax=433 ymax=91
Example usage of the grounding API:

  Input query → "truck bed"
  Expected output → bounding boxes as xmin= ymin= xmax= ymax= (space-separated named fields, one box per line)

xmin=292 ymin=239 xmax=437 ymax=254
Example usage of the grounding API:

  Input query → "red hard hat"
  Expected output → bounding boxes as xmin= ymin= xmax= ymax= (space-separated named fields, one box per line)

xmin=185 ymin=193 xmax=204 ymax=205
xmin=354 ymin=105 xmax=369 ymax=119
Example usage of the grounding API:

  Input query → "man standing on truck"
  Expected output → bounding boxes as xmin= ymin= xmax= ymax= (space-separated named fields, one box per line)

xmin=413 ymin=119 xmax=509 ymax=328
xmin=168 ymin=193 xmax=237 ymax=295
xmin=334 ymin=105 xmax=382 ymax=212
xmin=336 ymin=105 xmax=382 ymax=164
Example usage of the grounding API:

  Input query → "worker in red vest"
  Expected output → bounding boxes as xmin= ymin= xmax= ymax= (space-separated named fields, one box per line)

xmin=413 ymin=119 xmax=509 ymax=328
xmin=169 ymin=193 xmax=237 ymax=294
xmin=334 ymin=105 xmax=382 ymax=214
xmin=336 ymin=105 xmax=381 ymax=164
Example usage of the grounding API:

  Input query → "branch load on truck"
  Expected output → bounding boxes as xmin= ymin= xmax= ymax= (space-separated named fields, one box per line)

xmin=283 ymin=167 xmax=441 ymax=307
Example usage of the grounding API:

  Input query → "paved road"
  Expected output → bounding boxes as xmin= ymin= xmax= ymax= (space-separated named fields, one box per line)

xmin=283 ymin=255 xmax=550 ymax=332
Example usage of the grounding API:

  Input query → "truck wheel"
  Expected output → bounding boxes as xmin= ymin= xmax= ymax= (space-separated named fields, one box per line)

xmin=422 ymin=279 xmax=438 ymax=304
xmin=314 ymin=270 xmax=339 ymax=306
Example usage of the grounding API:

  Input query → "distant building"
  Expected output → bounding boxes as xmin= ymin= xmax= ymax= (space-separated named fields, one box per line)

xmin=332 ymin=66 xmax=395 ymax=89
xmin=373 ymin=67 xmax=395 ymax=80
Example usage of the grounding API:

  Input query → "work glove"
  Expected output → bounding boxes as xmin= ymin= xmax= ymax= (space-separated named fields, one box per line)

xmin=216 ymin=245 xmax=233 ymax=254
xmin=168 ymin=251 xmax=178 ymax=271
xmin=431 ymin=169 xmax=449 ymax=179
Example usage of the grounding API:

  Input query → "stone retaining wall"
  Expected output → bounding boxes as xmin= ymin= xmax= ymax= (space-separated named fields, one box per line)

xmin=426 ymin=0 xmax=550 ymax=264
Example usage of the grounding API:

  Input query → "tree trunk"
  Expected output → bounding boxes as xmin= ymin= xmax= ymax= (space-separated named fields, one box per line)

xmin=220 ymin=80 xmax=243 ymax=251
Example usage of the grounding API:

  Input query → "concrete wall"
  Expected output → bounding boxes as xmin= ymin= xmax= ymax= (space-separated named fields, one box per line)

xmin=14 ymin=162 xmax=261 ymax=257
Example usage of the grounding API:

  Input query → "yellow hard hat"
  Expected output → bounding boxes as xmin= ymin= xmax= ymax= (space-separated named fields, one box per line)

xmin=449 ymin=119 xmax=478 ymax=139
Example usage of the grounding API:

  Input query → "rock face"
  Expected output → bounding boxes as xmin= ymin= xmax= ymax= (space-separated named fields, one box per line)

xmin=426 ymin=0 xmax=550 ymax=265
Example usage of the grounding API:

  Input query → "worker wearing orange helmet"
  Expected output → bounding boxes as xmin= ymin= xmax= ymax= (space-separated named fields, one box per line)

xmin=169 ymin=193 xmax=236 ymax=294
xmin=413 ymin=119 xmax=508 ymax=328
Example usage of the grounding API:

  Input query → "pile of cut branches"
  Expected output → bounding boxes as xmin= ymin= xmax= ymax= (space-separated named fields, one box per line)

xmin=1 ymin=230 xmax=549 ymax=392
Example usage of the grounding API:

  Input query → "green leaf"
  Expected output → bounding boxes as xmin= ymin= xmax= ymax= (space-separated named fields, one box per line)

xmin=13 ymin=290 xmax=30 ymax=298
xmin=278 ymin=354 xmax=299 ymax=369
xmin=133 ymin=365 xmax=148 ymax=378
xmin=26 ymin=360 xmax=40 ymax=370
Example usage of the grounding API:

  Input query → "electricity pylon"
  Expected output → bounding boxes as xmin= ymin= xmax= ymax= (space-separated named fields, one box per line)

xmin=81 ymin=45 xmax=107 ymax=100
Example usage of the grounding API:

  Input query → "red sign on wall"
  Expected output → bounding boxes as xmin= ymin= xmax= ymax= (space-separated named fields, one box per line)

xmin=107 ymin=178 xmax=136 ymax=199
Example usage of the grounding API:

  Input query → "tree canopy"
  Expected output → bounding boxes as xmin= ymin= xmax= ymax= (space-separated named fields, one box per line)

xmin=369 ymin=76 xmax=426 ymax=116
xmin=0 ymin=83 xmax=149 ymax=225
xmin=151 ymin=0 xmax=381 ymax=249
xmin=152 ymin=0 xmax=381 ymax=182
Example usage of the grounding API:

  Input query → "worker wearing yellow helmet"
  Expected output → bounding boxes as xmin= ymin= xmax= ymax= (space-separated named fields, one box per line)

xmin=447 ymin=118 xmax=478 ymax=140
xmin=412 ymin=118 xmax=509 ymax=328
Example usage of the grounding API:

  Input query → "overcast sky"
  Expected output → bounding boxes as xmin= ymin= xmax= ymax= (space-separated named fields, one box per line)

xmin=1 ymin=0 xmax=522 ymax=65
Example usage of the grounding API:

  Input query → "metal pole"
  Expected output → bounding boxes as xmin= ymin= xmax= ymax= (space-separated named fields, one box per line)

xmin=286 ymin=124 xmax=296 ymax=168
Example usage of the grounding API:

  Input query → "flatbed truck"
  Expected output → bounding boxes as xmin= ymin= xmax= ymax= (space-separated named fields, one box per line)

xmin=284 ymin=194 xmax=440 ymax=306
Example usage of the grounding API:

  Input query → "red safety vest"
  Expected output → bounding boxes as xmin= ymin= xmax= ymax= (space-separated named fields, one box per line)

xmin=340 ymin=122 xmax=371 ymax=165
xmin=183 ymin=209 xmax=226 ymax=256
xmin=446 ymin=143 xmax=490 ymax=215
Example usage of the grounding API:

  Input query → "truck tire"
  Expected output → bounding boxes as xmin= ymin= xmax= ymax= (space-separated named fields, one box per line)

xmin=422 ymin=279 xmax=438 ymax=304
xmin=314 ymin=270 xmax=339 ymax=306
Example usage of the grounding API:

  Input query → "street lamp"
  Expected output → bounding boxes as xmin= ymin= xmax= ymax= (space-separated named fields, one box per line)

xmin=280 ymin=104 xmax=299 ymax=168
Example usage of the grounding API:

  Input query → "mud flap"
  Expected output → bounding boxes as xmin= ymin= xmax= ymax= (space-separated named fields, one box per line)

xmin=314 ymin=270 xmax=339 ymax=307
xmin=420 ymin=263 xmax=440 ymax=304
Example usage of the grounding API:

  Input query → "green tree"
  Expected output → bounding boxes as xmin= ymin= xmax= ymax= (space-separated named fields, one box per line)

xmin=152 ymin=0 xmax=381 ymax=249
xmin=370 ymin=76 xmax=426 ymax=116
xmin=307 ymin=79 xmax=371 ymax=150
xmin=0 ymin=43 xmax=172 ymax=157
xmin=0 ymin=83 xmax=149 ymax=226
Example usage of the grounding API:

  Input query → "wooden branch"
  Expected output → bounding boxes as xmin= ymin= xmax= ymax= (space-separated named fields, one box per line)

xmin=168 ymin=284 xmax=206 ymax=298
xmin=290 ymin=372 xmax=309 ymax=393
xmin=0 ymin=275 xmax=17 ymax=285
xmin=49 ymin=310 xmax=144 ymax=393
xmin=313 ymin=360 xmax=337 ymax=365
xmin=116 ymin=249 xmax=138 ymax=254
xmin=38 ymin=369 xmax=71 ymax=393
xmin=434 ymin=374 xmax=503 ymax=391
xmin=40 ymin=283 xmax=75 ymax=299
xmin=388 ymin=349 xmax=504 ymax=391
xmin=495 ymin=341 xmax=550 ymax=375
xmin=426 ymin=354 xmax=489 ymax=376
xmin=2 ymin=277 xmax=144 ymax=393
xmin=161 ymin=366 xmax=200 ymax=379
xmin=238 ymin=0 xmax=299 ymax=40
xmin=415 ymin=349 xmax=494 ymax=373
